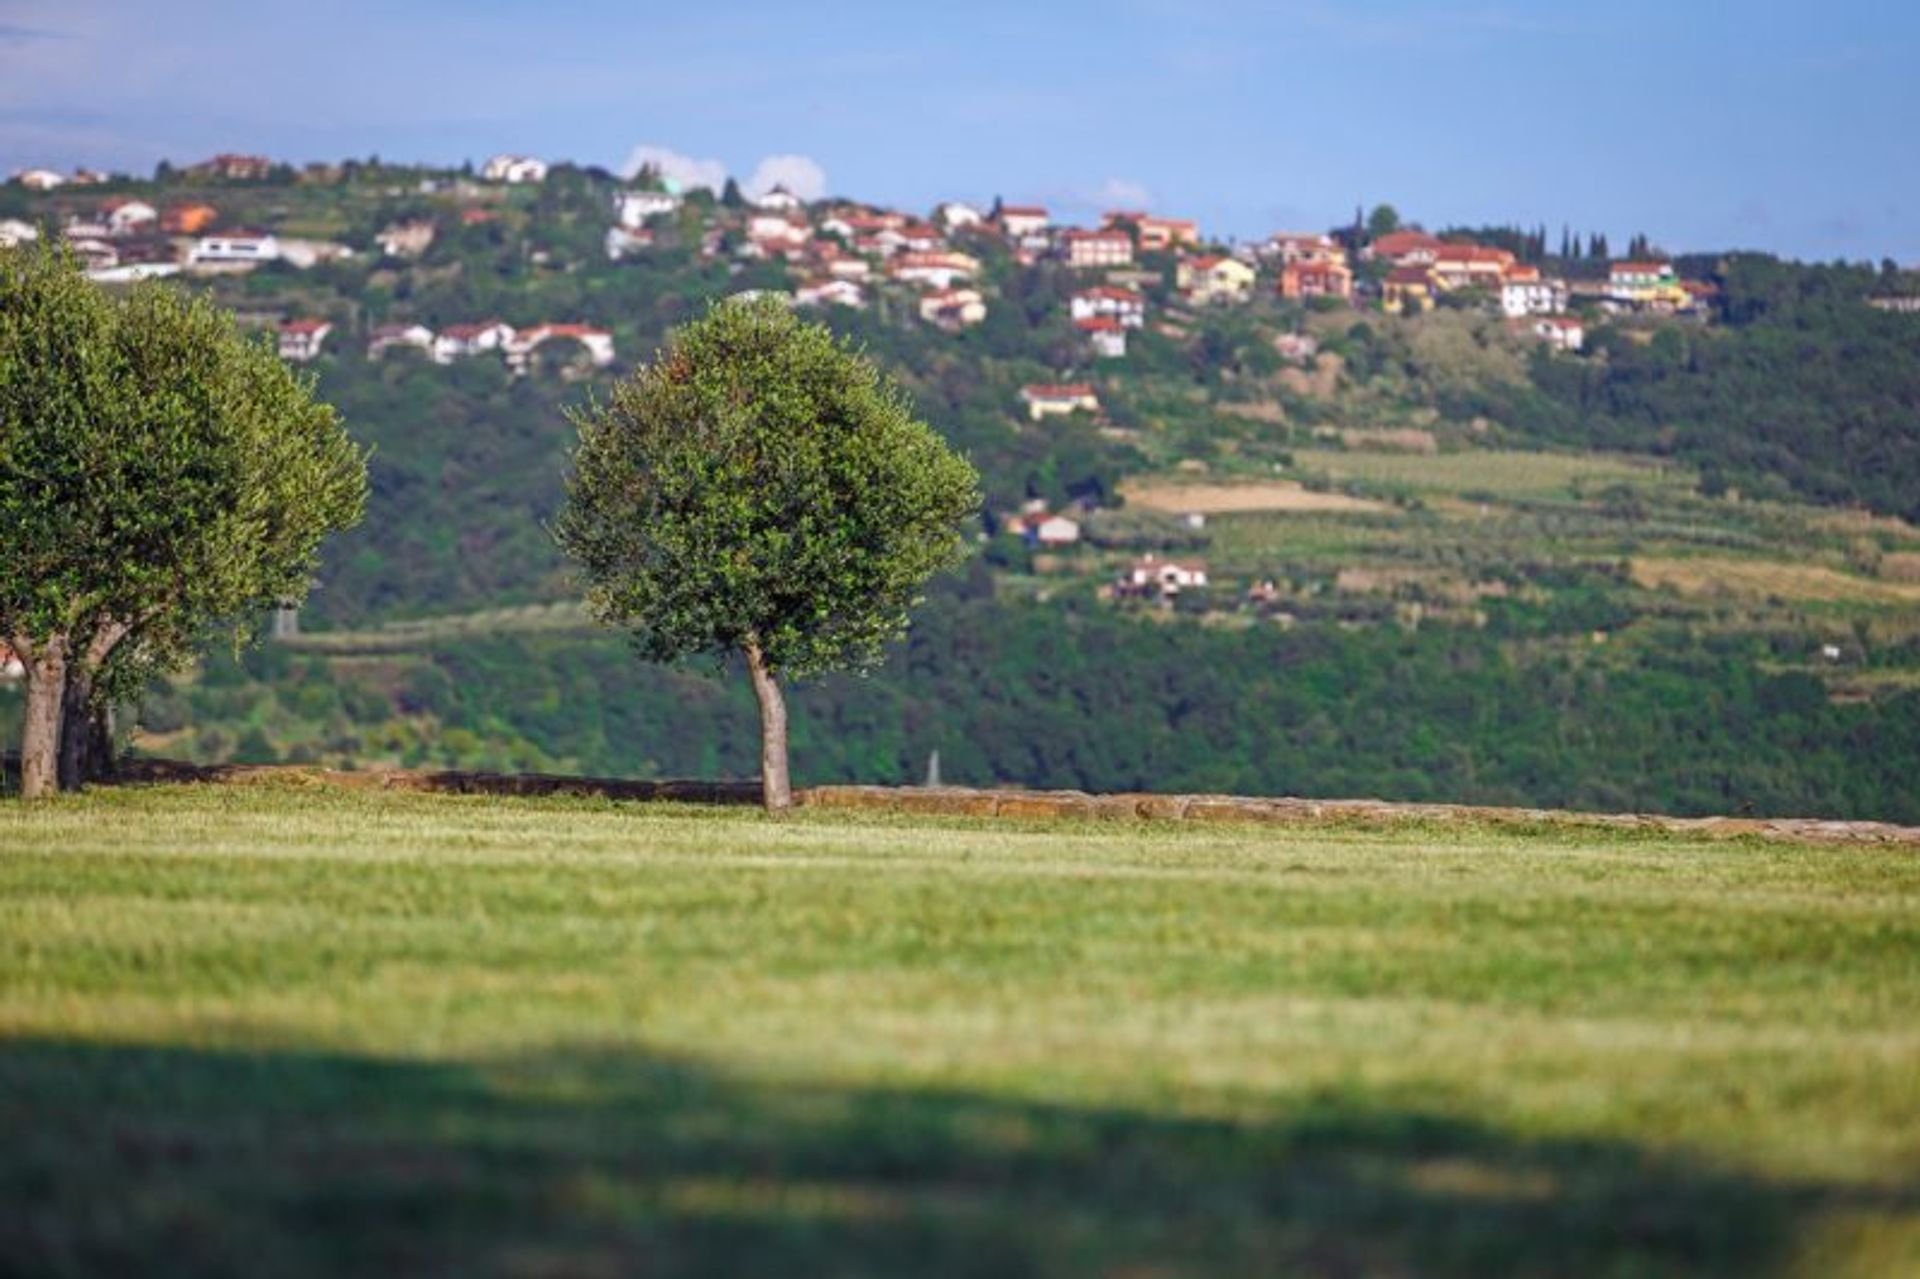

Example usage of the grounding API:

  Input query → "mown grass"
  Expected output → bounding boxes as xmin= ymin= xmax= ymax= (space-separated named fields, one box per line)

xmin=1291 ymin=448 xmax=1688 ymax=499
xmin=3 ymin=784 xmax=1917 ymax=1277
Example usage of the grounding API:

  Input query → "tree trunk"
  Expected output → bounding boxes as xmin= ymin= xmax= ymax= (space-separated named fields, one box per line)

xmin=58 ymin=622 xmax=129 ymax=791
xmin=743 ymin=639 xmax=792 ymax=817
xmin=16 ymin=637 xmax=67 ymax=800
xmin=58 ymin=666 xmax=95 ymax=791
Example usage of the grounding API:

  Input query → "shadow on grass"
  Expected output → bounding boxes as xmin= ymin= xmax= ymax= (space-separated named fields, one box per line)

xmin=0 ymin=1039 xmax=1903 ymax=1278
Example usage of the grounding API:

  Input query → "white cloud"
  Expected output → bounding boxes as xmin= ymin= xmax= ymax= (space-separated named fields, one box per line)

xmin=1091 ymin=177 xmax=1152 ymax=209
xmin=746 ymin=153 xmax=828 ymax=201
xmin=620 ymin=143 xmax=728 ymax=193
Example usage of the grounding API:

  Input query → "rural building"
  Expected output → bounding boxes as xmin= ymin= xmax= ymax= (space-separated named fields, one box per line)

xmin=1608 ymin=260 xmax=1689 ymax=310
xmin=482 ymin=154 xmax=549 ymax=184
xmin=376 ymin=220 xmax=437 ymax=258
xmin=1118 ymin=554 xmax=1209 ymax=597
xmin=932 ymin=201 xmax=984 ymax=230
xmin=1279 ymin=258 xmax=1354 ymax=300
xmin=1005 ymin=510 xmax=1083 ymax=546
xmin=1076 ymin=317 xmax=1128 ymax=358
xmin=1020 ymin=383 xmax=1101 ymax=421
xmin=432 ymin=320 xmax=515 ymax=363
xmin=919 ymin=287 xmax=987 ymax=330
xmin=1531 ymin=315 xmax=1585 ymax=351
xmin=190 ymin=153 xmax=275 ymax=181
xmin=1383 ymin=266 xmax=1437 ymax=313
xmin=1429 ymin=243 xmax=1516 ymax=291
xmin=12 ymin=168 xmax=66 ymax=190
xmin=1071 ymin=286 xmax=1147 ymax=327
xmin=995 ymin=205 xmax=1050 ymax=238
xmin=889 ymin=251 xmax=979 ymax=289
xmin=368 ymin=324 xmax=436 ymax=359
xmin=1365 ymin=229 xmax=1446 ymax=265
xmin=614 ymin=190 xmax=682 ymax=226
xmin=0 ymin=218 xmax=39 ymax=246
xmin=795 ymin=278 xmax=867 ymax=309
xmin=1178 ymin=255 xmax=1257 ymax=304
xmin=160 ymin=202 xmax=219 ymax=234
xmin=188 ymin=230 xmax=281 ymax=267
xmin=277 ymin=318 xmax=333 ymax=362
xmin=504 ymin=324 xmax=615 ymax=370
xmin=1500 ymin=267 xmax=1568 ymax=316
xmin=1061 ymin=229 xmax=1135 ymax=269
xmin=101 ymin=198 xmax=158 ymax=235
xmin=753 ymin=185 xmax=806 ymax=212
xmin=1265 ymin=231 xmax=1343 ymax=265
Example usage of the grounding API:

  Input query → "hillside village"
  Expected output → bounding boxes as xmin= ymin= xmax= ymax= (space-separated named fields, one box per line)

xmin=5 ymin=149 xmax=1718 ymax=376
xmin=2 ymin=149 xmax=1775 ymax=609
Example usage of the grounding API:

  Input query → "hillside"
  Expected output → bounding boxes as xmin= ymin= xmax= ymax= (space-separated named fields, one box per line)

xmin=3 ymin=784 xmax=1917 ymax=1277
xmin=4 ymin=164 xmax=1920 ymax=817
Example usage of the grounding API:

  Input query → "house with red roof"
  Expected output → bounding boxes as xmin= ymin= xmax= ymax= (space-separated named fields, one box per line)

xmin=1019 ymin=383 xmax=1101 ymax=421
xmin=1365 ymin=230 xmax=1447 ymax=266
xmin=1076 ymin=316 xmax=1128 ymax=359
xmin=1383 ymin=267 xmax=1436 ymax=314
xmin=1530 ymin=315 xmax=1585 ymax=351
xmin=1117 ymin=554 xmax=1209 ymax=598
xmin=101 ymin=198 xmax=158 ymax=236
xmin=1061 ymin=229 xmax=1134 ymax=270
xmin=433 ymin=320 xmax=515 ymax=364
xmin=277 ymin=318 xmax=333 ymax=362
xmin=796 ymin=278 xmax=867 ymax=310
xmin=1279 ymin=258 xmax=1353 ymax=301
xmin=1177 ymin=255 xmax=1257 ymax=304
xmin=995 ymin=205 xmax=1050 ymax=238
xmin=889 ymin=251 xmax=979 ymax=289
xmin=919 ymin=288 xmax=987 ymax=331
xmin=1070 ymin=286 xmax=1146 ymax=328
xmin=506 ymin=324 xmax=615 ymax=370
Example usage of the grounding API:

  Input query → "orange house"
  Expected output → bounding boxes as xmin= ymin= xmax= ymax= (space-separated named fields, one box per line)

xmin=160 ymin=202 xmax=218 ymax=234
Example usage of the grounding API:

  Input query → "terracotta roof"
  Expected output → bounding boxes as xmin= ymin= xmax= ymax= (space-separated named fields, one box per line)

xmin=1075 ymin=317 xmax=1124 ymax=332
xmin=1385 ymin=266 xmax=1434 ymax=285
xmin=1074 ymin=286 xmax=1144 ymax=302
xmin=279 ymin=318 xmax=331 ymax=334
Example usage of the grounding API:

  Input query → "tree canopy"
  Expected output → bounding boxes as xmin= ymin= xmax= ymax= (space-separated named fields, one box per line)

xmin=0 ymin=241 xmax=366 ymax=796
xmin=555 ymin=296 xmax=979 ymax=810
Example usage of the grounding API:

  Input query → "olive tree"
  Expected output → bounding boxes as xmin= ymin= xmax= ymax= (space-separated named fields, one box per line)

xmin=555 ymin=298 xmax=979 ymax=814
xmin=0 ymin=242 xmax=366 ymax=797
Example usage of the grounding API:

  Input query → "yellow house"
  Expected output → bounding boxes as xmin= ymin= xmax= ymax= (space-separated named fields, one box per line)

xmin=1177 ymin=254 xmax=1257 ymax=304
xmin=1382 ymin=266 xmax=1436 ymax=314
xmin=1607 ymin=261 xmax=1690 ymax=311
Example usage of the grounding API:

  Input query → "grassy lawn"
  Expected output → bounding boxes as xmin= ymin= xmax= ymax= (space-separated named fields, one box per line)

xmin=3 ymin=785 xmax=1917 ymax=1277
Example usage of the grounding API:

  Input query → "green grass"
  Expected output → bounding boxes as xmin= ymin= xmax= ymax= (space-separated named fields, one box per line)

xmin=1293 ymin=449 xmax=1690 ymax=499
xmin=3 ymin=785 xmax=1918 ymax=1277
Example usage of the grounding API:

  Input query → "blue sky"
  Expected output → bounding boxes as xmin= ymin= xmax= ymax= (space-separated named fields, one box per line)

xmin=3 ymin=0 xmax=1915 ymax=261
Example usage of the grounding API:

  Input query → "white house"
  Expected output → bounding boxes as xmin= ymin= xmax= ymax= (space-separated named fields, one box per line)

xmin=1119 ymin=554 xmax=1209 ymax=596
xmin=1531 ymin=315 xmax=1585 ymax=352
xmin=932 ymin=201 xmax=984 ymax=231
xmin=604 ymin=225 xmax=653 ymax=260
xmin=368 ymin=324 xmax=436 ymax=359
xmin=1019 ymin=383 xmax=1100 ymax=421
xmin=1178 ymin=255 xmax=1257 ymax=304
xmin=753 ymin=185 xmax=806 ymax=212
xmin=278 ymin=319 xmax=333 ymax=362
xmin=1500 ymin=273 xmax=1567 ymax=317
xmin=377 ymin=220 xmax=436 ymax=259
xmin=65 ymin=238 xmax=119 ymax=271
xmin=189 ymin=230 xmax=281 ymax=267
xmin=505 ymin=323 xmax=615 ymax=369
xmin=747 ymin=212 xmax=812 ymax=250
xmin=102 ymin=199 xmax=158 ymax=236
xmin=0 ymin=218 xmax=39 ymax=246
xmin=432 ymin=320 xmax=515 ymax=363
xmin=795 ymin=278 xmax=867 ymax=309
xmin=918 ymin=287 xmax=987 ymax=331
xmin=86 ymin=262 xmax=182 ymax=284
xmin=1076 ymin=317 xmax=1128 ymax=358
xmin=889 ymin=251 xmax=979 ymax=290
xmin=1060 ymin=229 xmax=1134 ymax=270
xmin=1006 ymin=510 xmax=1082 ymax=546
xmin=996 ymin=205 xmax=1049 ymax=238
xmin=614 ymin=189 xmax=683 ymax=227
xmin=482 ymin=154 xmax=549 ymax=184
xmin=12 ymin=168 xmax=65 ymax=190
xmin=1070 ymin=286 xmax=1146 ymax=328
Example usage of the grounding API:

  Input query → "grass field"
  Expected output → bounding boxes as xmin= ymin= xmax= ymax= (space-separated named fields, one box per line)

xmin=3 ymin=785 xmax=1917 ymax=1277
xmin=1291 ymin=449 xmax=1689 ymax=499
